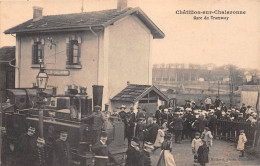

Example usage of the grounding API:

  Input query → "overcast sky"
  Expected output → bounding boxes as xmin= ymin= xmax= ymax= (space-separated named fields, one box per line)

xmin=0 ymin=0 xmax=259 ymax=69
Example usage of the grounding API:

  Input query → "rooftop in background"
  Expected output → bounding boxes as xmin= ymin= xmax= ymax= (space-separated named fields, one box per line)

xmin=111 ymin=84 xmax=169 ymax=102
xmin=4 ymin=7 xmax=164 ymax=39
xmin=0 ymin=46 xmax=15 ymax=62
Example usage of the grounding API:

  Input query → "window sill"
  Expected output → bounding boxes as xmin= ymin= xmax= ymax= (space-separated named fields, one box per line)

xmin=31 ymin=64 xmax=40 ymax=68
xmin=66 ymin=64 xmax=82 ymax=69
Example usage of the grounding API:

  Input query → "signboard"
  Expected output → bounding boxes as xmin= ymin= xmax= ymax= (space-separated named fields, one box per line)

xmin=46 ymin=69 xmax=70 ymax=76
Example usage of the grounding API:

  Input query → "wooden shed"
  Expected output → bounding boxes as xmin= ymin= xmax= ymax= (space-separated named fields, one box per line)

xmin=111 ymin=84 xmax=169 ymax=116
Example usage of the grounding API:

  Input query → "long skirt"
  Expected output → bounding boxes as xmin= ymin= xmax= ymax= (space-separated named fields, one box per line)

xmin=157 ymin=150 xmax=176 ymax=166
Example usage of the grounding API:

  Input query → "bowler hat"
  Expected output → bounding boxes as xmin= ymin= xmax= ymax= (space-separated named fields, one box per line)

xmin=120 ymin=105 xmax=126 ymax=109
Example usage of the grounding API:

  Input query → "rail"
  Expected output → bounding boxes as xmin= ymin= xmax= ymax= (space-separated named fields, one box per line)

xmin=215 ymin=118 xmax=260 ymax=147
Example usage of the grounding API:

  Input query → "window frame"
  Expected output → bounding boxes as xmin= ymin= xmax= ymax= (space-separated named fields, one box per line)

xmin=32 ymin=41 xmax=44 ymax=65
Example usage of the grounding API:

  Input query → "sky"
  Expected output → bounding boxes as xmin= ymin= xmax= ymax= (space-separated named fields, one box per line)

xmin=0 ymin=0 xmax=259 ymax=69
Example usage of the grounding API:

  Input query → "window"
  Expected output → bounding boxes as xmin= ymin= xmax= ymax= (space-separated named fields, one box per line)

xmin=67 ymin=39 xmax=81 ymax=66
xmin=32 ymin=41 xmax=44 ymax=64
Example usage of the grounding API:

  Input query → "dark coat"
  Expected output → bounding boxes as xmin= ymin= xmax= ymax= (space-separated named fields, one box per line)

xmin=54 ymin=139 xmax=71 ymax=166
xmin=92 ymin=140 xmax=117 ymax=166
xmin=208 ymin=115 xmax=217 ymax=130
xmin=16 ymin=134 xmax=37 ymax=166
xmin=136 ymin=122 xmax=146 ymax=141
xmin=119 ymin=111 xmax=127 ymax=124
xmin=172 ymin=117 xmax=183 ymax=131
xmin=155 ymin=110 xmax=162 ymax=125
xmin=125 ymin=112 xmax=135 ymax=139
xmin=126 ymin=146 xmax=144 ymax=166
xmin=145 ymin=123 xmax=159 ymax=143
xmin=197 ymin=144 xmax=209 ymax=164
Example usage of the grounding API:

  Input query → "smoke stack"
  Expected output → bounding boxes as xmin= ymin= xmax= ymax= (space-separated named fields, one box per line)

xmin=33 ymin=6 xmax=43 ymax=21
xmin=92 ymin=85 xmax=103 ymax=108
xmin=117 ymin=0 xmax=127 ymax=11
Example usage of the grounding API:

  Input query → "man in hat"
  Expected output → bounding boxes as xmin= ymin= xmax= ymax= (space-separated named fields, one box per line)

xmin=135 ymin=118 xmax=146 ymax=148
xmin=214 ymin=96 xmax=222 ymax=108
xmin=16 ymin=126 xmax=37 ymax=166
xmin=119 ymin=105 xmax=127 ymax=124
xmin=155 ymin=105 xmax=164 ymax=125
xmin=92 ymin=132 xmax=118 ymax=166
xmin=145 ymin=117 xmax=159 ymax=143
xmin=54 ymin=131 xmax=71 ymax=166
xmin=82 ymin=105 xmax=105 ymax=144
xmin=136 ymin=106 xmax=146 ymax=120
xmin=126 ymin=137 xmax=144 ymax=166
xmin=240 ymin=103 xmax=247 ymax=117
xmin=171 ymin=113 xmax=183 ymax=144
xmin=125 ymin=107 xmax=136 ymax=147
xmin=204 ymin=96 xmax=212 ymax=111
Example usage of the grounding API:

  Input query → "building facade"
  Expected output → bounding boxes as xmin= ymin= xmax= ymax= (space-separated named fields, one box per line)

xmin=4 ymin=2 xmax=164 ymax=108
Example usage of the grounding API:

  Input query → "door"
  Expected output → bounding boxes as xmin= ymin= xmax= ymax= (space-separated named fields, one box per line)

xmin=138 ymin=103 xmax=158 ymax=117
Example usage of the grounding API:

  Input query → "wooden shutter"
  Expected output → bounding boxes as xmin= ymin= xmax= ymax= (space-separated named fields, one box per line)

xmin=77 ymin=43 xmax=81 ymax=64
xmin=32 ymin=44 xmax=38 ymax=64
xmin=41 ymin=44 xmax=44 ymax=61
xmin=66 ymin=42 xmax=72 ymax=65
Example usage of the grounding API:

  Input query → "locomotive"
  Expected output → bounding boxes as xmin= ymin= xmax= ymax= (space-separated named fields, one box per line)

xmin=1 ymin=86 xmax=126 ymax=166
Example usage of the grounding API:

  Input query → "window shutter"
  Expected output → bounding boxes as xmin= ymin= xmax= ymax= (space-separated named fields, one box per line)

xmin=66 ymin=42 xmax=73 ymax=65
xmin=32 ymin=44 xmax=37 ymax=64
xmin=78 ymin=43 xmax=81 ymax=64
xmin=41 ymin=44 xmax=44 ymax=61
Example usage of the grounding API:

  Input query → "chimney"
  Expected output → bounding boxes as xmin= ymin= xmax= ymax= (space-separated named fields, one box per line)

xmin=127 ymin=81 xmax=130 ymax=85
xmin=33 ymin=6 xmax=43 ymax=21
xmin=117 ymin=0 xmax=127 ymax=11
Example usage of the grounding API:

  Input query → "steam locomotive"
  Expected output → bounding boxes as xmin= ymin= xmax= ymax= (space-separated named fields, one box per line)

xmin=2 ymin=86 xmax=126 ymax=166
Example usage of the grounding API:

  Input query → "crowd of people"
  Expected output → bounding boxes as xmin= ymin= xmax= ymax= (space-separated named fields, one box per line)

xmin=115 ymin=95 xmax=256 ymax=166
xmin=2 ymin=95 xmax=257 ymax=166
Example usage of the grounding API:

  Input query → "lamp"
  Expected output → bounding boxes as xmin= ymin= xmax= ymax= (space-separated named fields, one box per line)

xmin=36 ymin=59 xmax=48 ymax=138
xmin=36 ymin=59 xmax=48 ymax=90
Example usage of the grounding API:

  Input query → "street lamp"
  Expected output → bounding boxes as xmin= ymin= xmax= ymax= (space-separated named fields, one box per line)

xmin=36 ymin=60 xmax=49 ymax=90
xmin=36 ymin=59 xmax=48 ymax=138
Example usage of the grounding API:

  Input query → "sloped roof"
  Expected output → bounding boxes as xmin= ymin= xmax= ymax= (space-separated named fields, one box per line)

xmin=0 ymin=46 xmax=15 ymax=62
xmin=4 ymin=7 xmax=164 ymax=39
xmin=111 ymin=84 xmax=169 ymax=102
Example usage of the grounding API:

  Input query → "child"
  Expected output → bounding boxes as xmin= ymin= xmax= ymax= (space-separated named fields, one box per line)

xmin=201 ymin=127 xmax=213 ymax=152
xmin=152 ymin=126 xmax=165 ymax=152
xmin=191 ymin=132 xmax=202 ymax=165
xmin=157 ymin=134 xmax=176 ymax=166
xmin=237 ymin=130 xmax=247 ymax=157
xmin=197 ymin=140 xmax=209 ymax=166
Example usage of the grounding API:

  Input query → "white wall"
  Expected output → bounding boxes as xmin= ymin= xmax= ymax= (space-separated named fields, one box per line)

xmin=18 ymin=31 xmax=99 ymax=96
xmin=106 ymin=15 xmax=152 ymax=100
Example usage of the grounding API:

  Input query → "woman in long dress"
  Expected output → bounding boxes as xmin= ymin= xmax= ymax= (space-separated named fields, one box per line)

xmin=157 ymin=134 xmax=176 ymax=166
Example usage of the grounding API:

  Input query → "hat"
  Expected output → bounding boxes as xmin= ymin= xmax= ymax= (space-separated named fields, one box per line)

xmin=100 ymin=131 xmax=108 ymax=138
xmin=186 ymin=108 xmax=192 ymax=112
xmin=240 ymin=130 xmax=244 ymax=133
xmin=94 ymin=105 xmax=101 ymax=110
xmin=137 ymin=106 xmax=141 ymax=109
xmin=28 ymin=127 xmax=36 ymax=133
xmin=120 ymin=105 xmax=126 ymax=109
xmin=204 ymin=127 xmax=209 ymax=131
xmin=60 ymin=130 xmax=68 ymax=134
xmin=37 ymin=137 xmax=46 ymax=144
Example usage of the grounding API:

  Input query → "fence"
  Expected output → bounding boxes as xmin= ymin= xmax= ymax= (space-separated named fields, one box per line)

xmin=216 ymin=118 xmax=260 ymax=147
